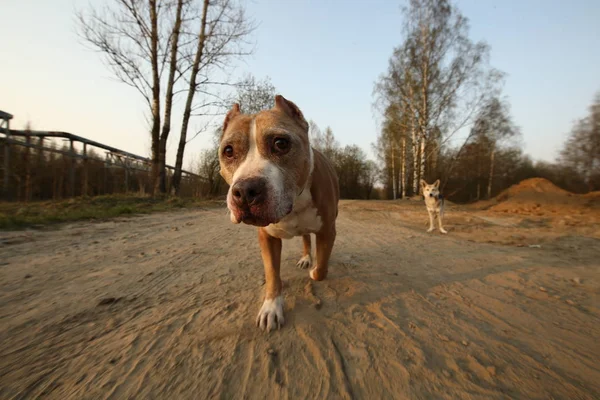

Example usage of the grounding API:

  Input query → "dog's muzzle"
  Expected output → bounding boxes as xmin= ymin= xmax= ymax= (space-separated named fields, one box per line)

xmin=232 ymin=178 xmax=267 ymax=209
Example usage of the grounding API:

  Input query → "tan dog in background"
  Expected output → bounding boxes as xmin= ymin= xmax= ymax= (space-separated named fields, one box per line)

xmin=218 ymin=95 xmax=340 ymax=332
xmin=421 ymin=179 xmax=448 ymax=234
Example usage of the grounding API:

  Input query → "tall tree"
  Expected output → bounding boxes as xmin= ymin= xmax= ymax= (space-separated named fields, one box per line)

xmin=322 ymin=127 xmax=339 ymax=163
xmin=374 ymin=0 xmax=503 ymax=194
xmin=158 ymin=0 xmax=185 ymax=193
xmin=171 ymin=0 xmax=256 ymax=195
xmin=77 ymin=0 xmax=255 ymax=196
xmin=558 ymin=91 xmax=600 ymax=191
xmin=362 ymin=160 xmax=380 ymax=200
xmin=233 ymin=74 xmax=277 ymax=114
xmin=77 ymin=0 xmax=189 ymax=195
xmin=471 ymin=96 xmax=519 ymax=198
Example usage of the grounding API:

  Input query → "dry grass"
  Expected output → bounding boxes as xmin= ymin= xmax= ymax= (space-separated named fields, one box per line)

xmin=0 ymin=195 xmax=223 ymax=230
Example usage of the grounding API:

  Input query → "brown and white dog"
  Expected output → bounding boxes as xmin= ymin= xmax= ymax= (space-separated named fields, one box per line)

xmin=218 ymin=95 xmax=340 ymax=332
xmin=420 ymin=179 xmax=448 ymax=234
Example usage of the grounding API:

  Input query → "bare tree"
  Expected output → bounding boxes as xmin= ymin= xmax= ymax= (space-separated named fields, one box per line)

xmin=374 ymin=0 xmax=503 ymax=195
xmin=232 ymin=74 xmax=277 ymax=114
xmin=171 ymin=0 xmax=256 ymax=195
xmin=308 ymin=120 xmax=321 ymax=145
xmin=77 ymin=0 xmax=188 ymax=195
xmin=322 ymin=127 xmax=339 ymax=163
xmin=158 ymin=0 xmax=185 ymax=193
xmin=558 ymin=91 xmax=600 ymax=191
xmin=362 ymin=160 xmax=380 ymax=199
xmin=471 ymin=96 xmax=520 ymax=198
xmin=77 ymin=0 xmax=255 ymax=196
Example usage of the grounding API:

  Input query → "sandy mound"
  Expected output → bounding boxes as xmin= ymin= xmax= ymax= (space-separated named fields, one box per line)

xmin=489 ymin=178 xmax=597 ymax=215
xmin=495 ymin=178 xmax=569 ymax=202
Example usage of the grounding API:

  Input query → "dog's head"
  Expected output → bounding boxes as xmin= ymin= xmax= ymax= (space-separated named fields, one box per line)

xmin=218 ymin=95 xmax=313 ymax=227
xmin=420 ymin=179 xmax=441 ymax=199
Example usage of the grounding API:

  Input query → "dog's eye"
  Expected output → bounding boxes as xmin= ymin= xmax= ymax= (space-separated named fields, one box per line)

xmin=223 ymin=145 xmax=234 ymax=158
xmin=272 ymin=137 xmax=290 ymax=154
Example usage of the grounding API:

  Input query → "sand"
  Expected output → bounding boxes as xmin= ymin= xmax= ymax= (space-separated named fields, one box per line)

xmin=0 ymin=197 xmax=599 ymax=399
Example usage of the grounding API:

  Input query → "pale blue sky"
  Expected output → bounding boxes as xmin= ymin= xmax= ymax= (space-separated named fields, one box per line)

xmin=2 ymin=0 xmax=599 ymax=168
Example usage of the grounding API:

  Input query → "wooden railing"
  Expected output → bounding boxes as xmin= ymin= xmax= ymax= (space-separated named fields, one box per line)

xmin=0 ymin=126 xmax=204 ymax=201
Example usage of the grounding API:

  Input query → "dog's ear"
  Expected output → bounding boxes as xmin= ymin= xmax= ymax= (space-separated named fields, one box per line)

xmin=420 ymin=179 xmax=427 ymax=188
xmin=274 ymin=95 xmax=309 ymax=131
xmin=433 ymin=179 xmax=440 ymax=188
xmin=222 ymin=103 xmax=241 ymax=135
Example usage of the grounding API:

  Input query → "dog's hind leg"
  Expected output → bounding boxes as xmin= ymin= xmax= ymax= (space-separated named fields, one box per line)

xmin=296 ymin=234 xmax=313 ymax=269
xmin=310 ymin=224 xmax=336 ymax=281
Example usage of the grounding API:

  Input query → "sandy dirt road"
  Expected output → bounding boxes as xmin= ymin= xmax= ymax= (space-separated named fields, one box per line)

xmin=1 ymin=200 xmax=599 ymax=399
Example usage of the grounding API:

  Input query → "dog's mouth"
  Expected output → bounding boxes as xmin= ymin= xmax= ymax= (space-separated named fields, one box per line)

xmin=230 ymin=203 xmax=293 ymax=227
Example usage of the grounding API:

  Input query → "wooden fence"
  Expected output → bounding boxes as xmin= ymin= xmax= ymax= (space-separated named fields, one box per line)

xmin=0 ymin=111 xmax=206 ymax=201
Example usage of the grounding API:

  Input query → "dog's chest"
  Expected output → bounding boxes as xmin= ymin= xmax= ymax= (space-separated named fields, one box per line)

xmin=425 ymin=197 xmax=441 ymax=212
xmin=265 ymin=191 xmax=322 ymax=239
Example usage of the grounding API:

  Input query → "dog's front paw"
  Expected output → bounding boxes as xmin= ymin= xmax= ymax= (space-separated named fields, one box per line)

xmin=296 ymin=254 xmax=312 ymax=269
xmin=427 ymin=227 xmax=435 ymax=233
xmin=309 ymin=266 xmax=327 ymax=281
xmin=256 ymin=296 xmax=284 ymax=331
xmin=440 ymin=228 xmax=448 ymax=234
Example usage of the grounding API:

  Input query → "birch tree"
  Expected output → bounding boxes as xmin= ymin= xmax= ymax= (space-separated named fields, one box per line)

xmin=374 ymin=0 xmax=503 ymax=194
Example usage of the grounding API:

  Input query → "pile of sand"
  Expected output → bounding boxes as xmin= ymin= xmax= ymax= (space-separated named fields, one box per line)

xmin=495 ymin=178 xmax=569 ymax=202
xmin=489 ymin=178 xmax=597 ymax=216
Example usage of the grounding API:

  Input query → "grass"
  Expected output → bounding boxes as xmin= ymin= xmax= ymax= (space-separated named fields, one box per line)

xmin=0 ymin=194 xmax=224 ymax=230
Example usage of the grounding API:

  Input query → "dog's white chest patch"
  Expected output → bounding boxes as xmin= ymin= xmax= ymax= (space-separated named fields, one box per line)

xmin=265 ymin=190 xmax=322 ymax=239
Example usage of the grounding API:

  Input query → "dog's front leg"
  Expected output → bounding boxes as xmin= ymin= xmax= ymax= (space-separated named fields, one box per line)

xmin=310 ymin=224 xmax=336 ymax=281
xmin=256 ymin=227 xmax=284 ymax=331
xmin=437 ymin=214 xmax=448 ymax=234
xmin=427 ymin=210 xmax=435 ymax=232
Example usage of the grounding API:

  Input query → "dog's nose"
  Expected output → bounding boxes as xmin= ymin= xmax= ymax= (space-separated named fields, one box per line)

xmin=429 ymin=193 xmax=434 ymax=197
xmin=232 ymin=178 xmax=267 ymax=207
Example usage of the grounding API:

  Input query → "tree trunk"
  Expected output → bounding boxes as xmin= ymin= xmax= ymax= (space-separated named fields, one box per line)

xmin=172 ymin=0 xmax=210 ymax=195
xmin=419 ymin=134 xmax=426 ymax=189
xmin=431 ymin=138 xmax=438 ymax=173
xmin=159 ymin=0 xmax=184 ymax=194
xmin=401 ymin=136 xmax=406 ymax=198
xmin=487 ymin=145 xmax=495 ymax=199
xmin=149 ymin=0 xmax=162 ymax=196
xmin=411 ymin=117 xmax=418 ymax=195
xmin=158 ymin=137 xmax=168 ymax=193
xmin=391 ymin=141 xmax=396 ymax=199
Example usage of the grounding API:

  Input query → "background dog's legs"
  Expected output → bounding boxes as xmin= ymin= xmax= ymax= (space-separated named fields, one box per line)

xmin=296 ymin=234 xmax=312 ymax=269
xmin=257 ymin=228 xmax=284 ymax=331
xmin=310 ymin=225 xmax=336 ymax=281
xmin=427 ymin=211 xmax=435 ymax=232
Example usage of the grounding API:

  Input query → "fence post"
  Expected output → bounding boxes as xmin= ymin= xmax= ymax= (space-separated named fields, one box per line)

xmin=2 ymin=120 xmax=10 ymax=200
xmin=125 ymin=162 xmax=130 ymax=193
xmin=104 ymin=154 xmax=109 ymax=195
xmin=36 ymin=137 xmax=44 ymax=201
xmin=24 ymin=135 xmax=31 ymax=202
xmin=83 ymin=143 xmax=88 ymax=197
xmin=69 ymin=139 xmax=75 ymax=197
